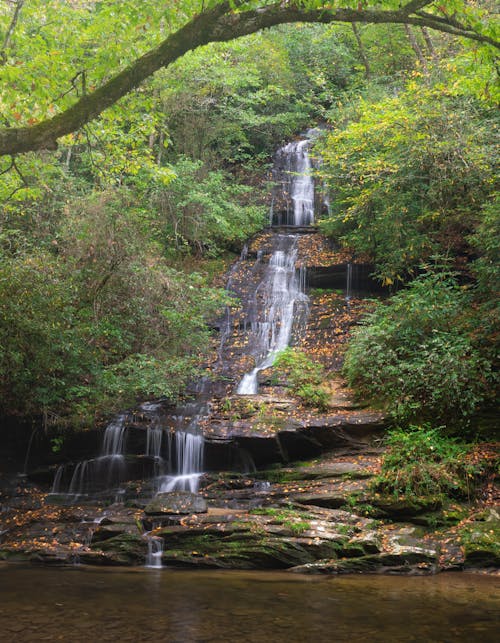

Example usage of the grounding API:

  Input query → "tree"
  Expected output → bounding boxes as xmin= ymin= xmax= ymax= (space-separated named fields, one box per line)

xmin=0 ymin=0 xmax=498 ymax=156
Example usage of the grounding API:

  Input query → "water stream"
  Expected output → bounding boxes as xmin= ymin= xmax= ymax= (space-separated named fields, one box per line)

xmin=46 ymin=134 xmax=319 ymax=570
xmin=236 ymin=235 xmax=309 ymax=394
xmin=271 ymin=135 xmax=315 ymax=227
xmin=237 ymin=134 xmax=316 ymax=394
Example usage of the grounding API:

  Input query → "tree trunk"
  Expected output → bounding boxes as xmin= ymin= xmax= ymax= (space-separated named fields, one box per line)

xmin=405 ymin=24 xmax=428 ymax=72
xmin=352 ymin=23 xmax=371 ymax=79
xmin=1 ymin=0 xmax=25 ymax=65
xmin=421 ymin=27 xmax=437 ymax=59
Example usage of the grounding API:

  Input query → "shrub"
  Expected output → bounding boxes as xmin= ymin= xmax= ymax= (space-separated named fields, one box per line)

xmin=273 ymin=348 xmax=329 ymax=411
xmin=343 ymin=271 xmax=493 ymax=427
xmin=373 ymin=425 xmax=483 ymax=501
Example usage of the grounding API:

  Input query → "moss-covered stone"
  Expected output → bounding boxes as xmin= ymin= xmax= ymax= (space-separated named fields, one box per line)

xmin=460 ymin=510 xmax=500 ymax=568
xmin=90 ymin=532 xmax=147 ymax=565
xmin=369 ymin=495 xmax=442 ymax=518
xmin=290 ymin=549 xmax=438 ymax=575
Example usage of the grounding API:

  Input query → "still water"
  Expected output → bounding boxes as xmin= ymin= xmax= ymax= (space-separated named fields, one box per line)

xmin=0 ymin=566 xmax=498 ymax=642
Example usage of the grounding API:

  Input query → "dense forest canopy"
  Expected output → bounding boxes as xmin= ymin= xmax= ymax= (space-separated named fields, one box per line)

xmin=0 ymin=0 xmax=498 ymax=155
xmin=0 ymin=0 xmax=498 ymax=430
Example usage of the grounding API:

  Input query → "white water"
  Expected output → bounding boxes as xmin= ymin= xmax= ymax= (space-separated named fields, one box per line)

xmin=51 ymin=416 xmax=129 ymax=496
xmin=272 ymin=135 xmax=315 ymax=226
xmin=145 ymin=534 xmax=164 ymax=569
xmin=158 ymin=431 xmax=204 ymax=493
xmin=237 ymin=235 xmax=309 ymax=394
xmin=237 ymin=135 xmax=314 ymax=395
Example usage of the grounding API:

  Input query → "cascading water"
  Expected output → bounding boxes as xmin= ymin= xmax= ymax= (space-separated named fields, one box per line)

xmin=346 ymin=262 xmax=353 ymax=303
xmin=237 ymin=236 xmax=309 ymax=395
xmin=271 ymin=134 xmax=315 ymax=227
xmin=145 ymin=534 xmax=164 ymax=569
xmin=51 ymin=415 xmax=128 ymax=496
xmin=157 ymin=430 xmax=204 ymax=493
xmin=237 ymin=134 xmax=316 ymax=394
xmin=51 ymin=401 xmax=206 ymax=499
xmin=48 ymin=133 xmax=318 ymax=570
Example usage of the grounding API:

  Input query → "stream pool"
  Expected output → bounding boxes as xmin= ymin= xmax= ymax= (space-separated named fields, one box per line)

xmin=0 ymin=566 xmax=498 ymax=642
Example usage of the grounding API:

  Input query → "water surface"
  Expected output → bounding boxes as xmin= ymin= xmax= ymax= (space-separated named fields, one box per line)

xmin=1 ymin=567 xmax=498 ymax=642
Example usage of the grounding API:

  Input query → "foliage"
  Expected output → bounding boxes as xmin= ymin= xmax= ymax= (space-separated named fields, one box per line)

xmin=274 ymin=348 xmax=329 ymax=410
xmin=317 ymin=80 xmax=498 ymax=284
xmin=150 ymin=157 xmax=265 ymax=256
xmin=0 ymin=189 xmax=226 ymax=422
xmin=0 ymin=0 xmax=498 ymax=431
xmin=343 ymin=271 xmax=494 ymax=426
xmin=373 ymin=424 xmax=489 ymax=501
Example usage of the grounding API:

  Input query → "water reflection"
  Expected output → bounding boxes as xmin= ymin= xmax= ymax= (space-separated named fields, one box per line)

xmin=0 ymin=567 xmax=498 ymax=642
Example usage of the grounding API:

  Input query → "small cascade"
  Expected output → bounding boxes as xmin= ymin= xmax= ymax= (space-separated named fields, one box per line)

xmin=62 ymin=415 xmax=128 ymax=496
xmin=346 ymin=262 xmax=353 ymax=303
xmin=145 ymin=534 xmax=164 ymax=569
xmin=146 ymin=427 xmax=163 ymax=459
xmin=50 ymin=399 xmax=208 ymax=499
xmin=101 ymin=416 xmax=127 ymax=456
xmin=51 ymin=464 xmax=64 ymax=493
xmin=158 ymin=431 xmax=204 ymax=493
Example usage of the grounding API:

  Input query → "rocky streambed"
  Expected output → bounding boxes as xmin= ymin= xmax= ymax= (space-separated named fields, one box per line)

xmin=1 ymin=428 xmax=498 ymax=574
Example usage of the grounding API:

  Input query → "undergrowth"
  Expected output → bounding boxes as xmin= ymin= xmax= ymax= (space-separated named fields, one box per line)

xmin=373 ymin=424 xmax=492 ymax=502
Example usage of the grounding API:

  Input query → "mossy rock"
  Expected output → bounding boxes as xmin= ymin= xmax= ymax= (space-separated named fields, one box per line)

xmin=0 ymin=549 xmax=32 ymax=562
xmin=159 ymin=526 xmax=344 ymax=569
xmin=369 ymin=495 xmax=442 ymax=519
xmin=290 ymin=549 xmax=438 ymax=575
xmin=90 ymin=532 xmax=147 ymax=565
xmin=162 ymin=536 xmax=319 ymax=569
xmin=461 ymin=512 xmax=500 ymax=569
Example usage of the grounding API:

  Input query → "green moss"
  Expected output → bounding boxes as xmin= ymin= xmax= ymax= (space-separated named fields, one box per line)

xmin=459 ymin=513 xmax=500 ymax=568
xmin=90 ymin=532 xmax=146 ymax=564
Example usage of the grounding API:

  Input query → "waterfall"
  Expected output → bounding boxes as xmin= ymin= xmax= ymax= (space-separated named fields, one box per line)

xmin=51 ymin=401 xmax=207 ymax=498
xmin=236 ymin=135 xmax=316 ymax=395
xmin=54 ymin=415 xmax=129 ymax=496
xmin=237 ymin=235 xmax=309 ymax=394
xmin=145 ymin=534 xmax=164 ymax=569
xmin=101 ymin=416 xmax=127 ymax=457
xmin=49 ymin=134 xmax=317 ymax=502
xmin=158 ymin=431 xmax=204 ymax=493
xmin=272 ymin=135 xmax=315 ymax=227
xmin=346 ymin=262 xmax=353 ymax=303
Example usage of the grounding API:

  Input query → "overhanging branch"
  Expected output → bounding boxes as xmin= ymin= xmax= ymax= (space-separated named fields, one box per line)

xmin=0 ymin=1 xmax=497 ymax=156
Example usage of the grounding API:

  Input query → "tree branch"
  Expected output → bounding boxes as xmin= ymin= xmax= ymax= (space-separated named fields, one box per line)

xmin=0 ymin=1 xmax=497 ymax=156
xmin=0 ymin=0 xmax=24 ymax=65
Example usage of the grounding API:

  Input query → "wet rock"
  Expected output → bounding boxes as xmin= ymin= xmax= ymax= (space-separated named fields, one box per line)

xmin=292 ymin=481 xmax=368 ymax=509
xmin=161 ymin=532 xmax=335 ymax=570
xmin=92 ymin=523 xmax=139 ymax=543
xmin=90 ymin=533 xmax=147 ymax=565
xmin=290 ymin=548 xmax=438 ymax=575
xmin=461 ymin=511 xmax=500 ymax=569
xmin=144 ymin=491 xmax=208 ymax=515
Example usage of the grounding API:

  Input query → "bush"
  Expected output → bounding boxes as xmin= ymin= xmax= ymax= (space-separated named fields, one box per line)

xmin=343 ymin=271 xmax=493 ymax=427
xmin=273 ymin=348 xmax=329 ymax=410
xmin=374 ymin=425 xmax=484 ymax=501
xmin=0 ymin=189 xmax=227 ymax=423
